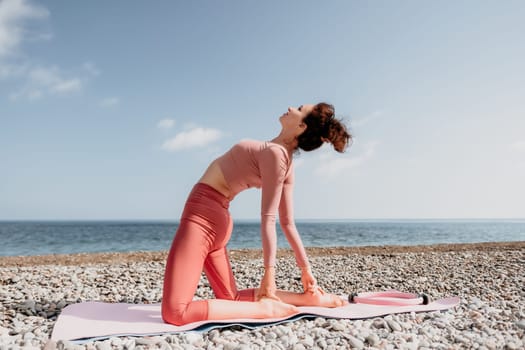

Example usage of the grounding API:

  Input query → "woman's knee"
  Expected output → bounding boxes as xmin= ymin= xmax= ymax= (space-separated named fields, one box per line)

xmin=161 ymin=299 xmax=208 ymax=326
xmin=161 ymin=301 xmax=184 ymax=325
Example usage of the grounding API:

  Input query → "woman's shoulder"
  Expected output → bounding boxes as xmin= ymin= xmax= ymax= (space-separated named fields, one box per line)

xmin=235 ymin=139 xmax=274 ymax=152
xmin=233 ymin=139 xmax=290 ymax=163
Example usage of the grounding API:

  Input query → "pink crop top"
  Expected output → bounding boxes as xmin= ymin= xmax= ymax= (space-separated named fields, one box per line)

xmin=216 ymin=139 xmax=309 ymax=268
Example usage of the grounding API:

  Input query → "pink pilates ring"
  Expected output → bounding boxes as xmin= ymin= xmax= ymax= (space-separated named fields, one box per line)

xmin=348 ymin=291 xmax=430 ymax=306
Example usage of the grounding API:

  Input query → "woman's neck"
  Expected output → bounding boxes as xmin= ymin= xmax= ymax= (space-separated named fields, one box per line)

xmin=271 ymin=132 xmax=297 ymax=154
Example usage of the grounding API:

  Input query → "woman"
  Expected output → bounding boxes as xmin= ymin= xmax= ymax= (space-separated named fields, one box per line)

xmin=162 ymin=102 xmax=351 ymax=325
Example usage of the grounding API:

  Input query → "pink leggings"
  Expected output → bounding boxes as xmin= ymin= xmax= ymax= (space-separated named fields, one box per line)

xmin=161 ymin=183 xmax=255 ymax=325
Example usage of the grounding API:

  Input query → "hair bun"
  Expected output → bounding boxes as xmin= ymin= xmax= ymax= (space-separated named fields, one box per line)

xmin=296 ymin=102 xmax=352 ymax=153
xmin=325 ymin=116 xmax=351 ymax=152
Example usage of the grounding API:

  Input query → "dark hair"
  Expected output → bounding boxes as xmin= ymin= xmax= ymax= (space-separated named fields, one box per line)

xmin=296 ymin=102 xmax=351 ymax=153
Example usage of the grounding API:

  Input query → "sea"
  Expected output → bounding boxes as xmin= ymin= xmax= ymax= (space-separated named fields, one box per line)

xmin=0 ymin=219 xmax=524 ymax=257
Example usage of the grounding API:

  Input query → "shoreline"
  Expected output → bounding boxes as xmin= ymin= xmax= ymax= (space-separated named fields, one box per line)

xmin=1 ymin=241 xmax=523 ymax=267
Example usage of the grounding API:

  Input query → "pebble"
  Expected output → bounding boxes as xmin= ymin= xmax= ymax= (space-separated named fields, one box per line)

xmin=366 ymin=333 xmax=380 ymax=346
xmin=372 ymin=318 xmax=386 ymax=329
xmin=387 ymin=319 xmax=402 ymax=332
xmin=236 ymin=345 xmax=252 ymax=350
xmin=346 ymin=335 xmax=364 ymax=349
xmin=0 ymin=248 xmax=523 ymax=349
xmin=183 ymin=332 xmax=202 ymax=346
xmin=264 ymin=332 xmax=276 ymax=341
xmin=223 ymin=342 xmax=237 ymax=350
xmin=331 ymin=322 xmax=345 ymax=331
xmin=121 ymin=339 xmax=135 ymax=350
xmin=95 ymin=341 xmax=112 ymax=350
xmin=300 ymin=335 xmax=314 ymax=347
xmin=316 ymin=339 xmax=327 ymax=348
xmin=135 ymin=338 xmax=157 ymax=347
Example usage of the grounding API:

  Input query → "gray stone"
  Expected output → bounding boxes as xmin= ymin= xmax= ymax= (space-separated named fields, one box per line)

xmin=206 ymin=330 xmax=218 ymax=343
xmin=331 ymin=322 xmax=345 ymax=331
xmin=401 ymin=341 xmax=419 ymax=350
xmin=184 ymin=332 xmax=203 ymax=346
xmin=157 ymin=340 xmax=173 ymax=350
xmin=484 ymin=339 xmax=497 ymax=350
xmin=454 ymin=335 xmax=469 ymax=345
xmin=135 ymin=337 xmax=157 ymax=346
xmin=110 ymin=337 xmax=123 ymax=347
xmin=372 ymin=318 xmax=386 ymax=329
xmin=386 ymin=319 xmax=402 ymax=332
xmin=346 ymin=335 xmax=364 ymax=349
xmin=316 ymin=339 xmax=327 ymax=348
xmin=122 ymin=338 xmax=136 ymax=350
xmin=224 ymin=342 xmax=237 ymax=350
xmin=264 ymin=332 xmax=277 ymax=341
xmin=276 ymin=325 xmax=291 ymax=337
xmin=22 ymin=300 xmax=36 ymax=312
xmin=56 ymin=340 xmax=71 ymax=350
xmin=366 ymin=333 xmax=380 ymax=346
xmin=10 ymin=327 xmax=22 ymax=335
xmin=22 ymin=332 xmax=35 ymax=342
xmin=300 ymin=335 xmax=314 ymax=348
xmin=94 ymin=340 xmax=112 ymax=350
xmin=234 ymin=345 xmax=252 ymax=350
xmin=43 ymin=340 xmax=57 ymax=350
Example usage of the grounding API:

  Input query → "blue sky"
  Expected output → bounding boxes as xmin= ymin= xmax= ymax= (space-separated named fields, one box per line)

xmin=1 ymin=0 xmax=524 ymax=220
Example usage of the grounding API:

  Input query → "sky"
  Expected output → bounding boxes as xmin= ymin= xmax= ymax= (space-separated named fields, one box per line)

xmin=1 ymin=0 xmax=524 ymax=220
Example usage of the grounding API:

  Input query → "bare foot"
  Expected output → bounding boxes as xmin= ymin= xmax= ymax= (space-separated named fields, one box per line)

xmin=305 ymin=290 xmax=348 ymax=308
xmin=258 ymin=298 xmax=299 ymax=318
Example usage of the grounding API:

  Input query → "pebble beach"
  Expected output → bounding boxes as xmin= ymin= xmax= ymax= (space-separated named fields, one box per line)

xmin=1 ymin=242 xmax=524 ymax=350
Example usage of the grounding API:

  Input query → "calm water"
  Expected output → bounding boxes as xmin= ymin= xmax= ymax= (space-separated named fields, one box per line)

xmin=0 ymin=220 xmax=523 ymax=257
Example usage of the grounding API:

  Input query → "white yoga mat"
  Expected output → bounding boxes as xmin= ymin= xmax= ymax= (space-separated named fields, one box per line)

xmin=51 ymin=294 xmax=460 ymax=343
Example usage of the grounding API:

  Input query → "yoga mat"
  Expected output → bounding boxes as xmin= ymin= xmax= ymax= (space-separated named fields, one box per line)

xmin=51 ymin=294 xmax=459 ymax=343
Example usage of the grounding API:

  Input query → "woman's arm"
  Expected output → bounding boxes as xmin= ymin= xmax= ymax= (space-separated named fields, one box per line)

xmin=278 ymin=166 xmax=309 ymax=268
xmin=278 ymin=167 xmax=320 ymax=293
xmin=257 ymin=146 xmax=289 ymax=300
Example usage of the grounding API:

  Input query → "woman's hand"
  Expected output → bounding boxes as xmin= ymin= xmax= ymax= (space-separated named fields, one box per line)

xmin=256 ymin=267 xmax=280 ymax=301
xmin=301 ymin=266 xmax=321 ymax=294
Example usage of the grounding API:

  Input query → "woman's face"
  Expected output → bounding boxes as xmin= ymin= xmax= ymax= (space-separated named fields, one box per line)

xmin=279 ymin=104 xmax=315 ymax=129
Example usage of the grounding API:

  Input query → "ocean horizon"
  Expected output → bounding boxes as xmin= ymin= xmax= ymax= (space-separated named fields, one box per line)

xmin=1 ymin=218 xmax=523 ymax=257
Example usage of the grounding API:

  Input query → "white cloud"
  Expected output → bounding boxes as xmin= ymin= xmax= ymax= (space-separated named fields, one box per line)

xmin=1 ymin=1 xmax=98 ymax=101
xmin=9 ymin=66 xmax=83 ymax=100
xmin=314 ymin=140 xmax=378 ymax=177
xmin=100 ymin=97 xmax=120 ymax=107
xmin=162 ymin=127 xmax=222 ymax=152
xmin=157 ymin=119 xmax=175 ymax=129
xmin=0 ymin=0 xmax=49 ymax=58
xmin=510 ymin=140 xmax=525 ymax=153
xmin=51 ymin=78 xmax=81 ymax=93
xmin=30 ymin=66 xmax=81 ymax=93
